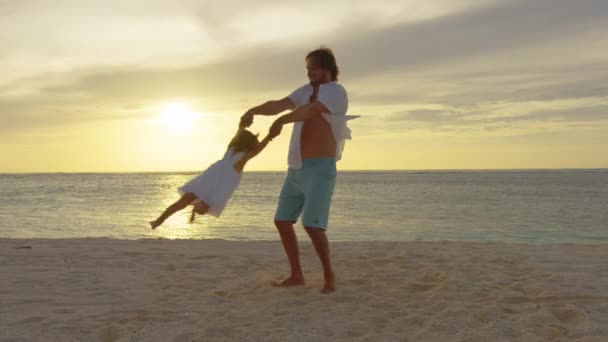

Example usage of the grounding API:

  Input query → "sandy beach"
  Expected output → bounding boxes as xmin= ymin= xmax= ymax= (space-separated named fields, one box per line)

xmin=1 ymin=238 xmax=607 ymax=341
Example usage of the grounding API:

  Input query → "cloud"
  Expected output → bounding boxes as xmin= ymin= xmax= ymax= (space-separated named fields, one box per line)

xmin=509 ymin=104 xmax=608 ymax=124
xmin=379 ymin=97 xmax=608 ymax=139
xmin=335 ymin=0 xmax=608 ymax=77
xmin=1 ymin=0 xmax=607 ymax=141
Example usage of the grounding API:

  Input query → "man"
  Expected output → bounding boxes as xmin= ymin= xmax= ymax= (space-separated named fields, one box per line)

xmin=241 ymin=47 xmax=357 ymax=294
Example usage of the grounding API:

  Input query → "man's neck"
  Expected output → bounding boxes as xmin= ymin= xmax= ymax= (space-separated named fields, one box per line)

xmin=310 ymin=79 xmax=333 ymax=88
xmin=310 ymin=80 xmax=331 ymax=102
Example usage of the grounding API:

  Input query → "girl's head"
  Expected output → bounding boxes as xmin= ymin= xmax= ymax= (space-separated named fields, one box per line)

xmin=228 ymin=129 xmax=260 ymax=152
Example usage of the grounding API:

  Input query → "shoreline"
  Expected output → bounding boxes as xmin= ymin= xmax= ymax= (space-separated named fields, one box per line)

xmin=3 ymin=236 xmax=608 ymax=246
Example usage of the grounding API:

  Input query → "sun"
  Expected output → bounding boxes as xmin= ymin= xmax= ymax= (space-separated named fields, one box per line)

xmin=159 ymin=102 xmax=200 ymax=133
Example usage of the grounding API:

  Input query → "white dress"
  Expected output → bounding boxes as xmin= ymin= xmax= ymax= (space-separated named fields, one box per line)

xmin=178 ymin=147 xmax=245 ymax=217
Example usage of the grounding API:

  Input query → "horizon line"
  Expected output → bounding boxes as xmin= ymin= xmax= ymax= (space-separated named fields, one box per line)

xmin=1 ymin=167 xmax=607 ymax=175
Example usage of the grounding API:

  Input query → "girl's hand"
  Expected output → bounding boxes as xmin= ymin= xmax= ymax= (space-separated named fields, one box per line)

xmin=240 ymin=111 xmax=254 ymax=128
xmin=269 ymin=119 xmax=283 ymax=138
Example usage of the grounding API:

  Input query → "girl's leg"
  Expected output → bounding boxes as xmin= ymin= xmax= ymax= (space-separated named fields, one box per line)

xmin=150 ymin=193 xmax=197 ymax=229
xmin=189 ymin=200 xmax=210 ymax=223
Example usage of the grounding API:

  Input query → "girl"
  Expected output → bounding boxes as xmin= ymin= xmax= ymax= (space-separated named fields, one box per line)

xmin=150 ymin=123 xmax=273 ymax=229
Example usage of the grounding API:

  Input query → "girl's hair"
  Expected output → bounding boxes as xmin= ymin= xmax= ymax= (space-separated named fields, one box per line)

xmin=227 ymin=129 xmax=260 ymax=153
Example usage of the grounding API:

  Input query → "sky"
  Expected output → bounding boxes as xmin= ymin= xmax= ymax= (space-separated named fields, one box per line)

xmin=1 ymin=0 xmax=607 ymax=172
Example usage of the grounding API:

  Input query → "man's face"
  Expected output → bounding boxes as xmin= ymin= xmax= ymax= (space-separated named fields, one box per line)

xmin=306 ymin=58 xmax=329 ymax=86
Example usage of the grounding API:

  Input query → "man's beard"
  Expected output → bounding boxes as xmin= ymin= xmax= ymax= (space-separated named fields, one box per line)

xmin=310 ymin=77 xmax=328 ymax=86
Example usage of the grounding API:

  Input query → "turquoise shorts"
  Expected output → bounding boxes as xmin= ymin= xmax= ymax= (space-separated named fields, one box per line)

xmin=274 ymin=157 xmax=337 ymax=230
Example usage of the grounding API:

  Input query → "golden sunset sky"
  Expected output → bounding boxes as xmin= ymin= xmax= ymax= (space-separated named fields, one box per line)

xmin=1 ymin=0 xmax=607 ymax=172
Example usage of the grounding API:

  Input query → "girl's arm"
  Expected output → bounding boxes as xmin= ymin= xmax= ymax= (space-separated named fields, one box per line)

xmin=226 ymin=120 xmax=247 ymax=151
xmin=246 ymin=134 xmax=273 ymax=160
xmin=233 ymin=134 xmax=273 ymax=172
xmin=237 ymin=118 xmax=247 ymax=133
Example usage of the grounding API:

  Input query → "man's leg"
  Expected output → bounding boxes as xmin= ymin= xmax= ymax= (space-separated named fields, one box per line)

xmin=272 ymin=220 xmax=305 ymax=286
xmin=305 ymin=227 xmax=335 ymax=294
xmin=273 ymin=168 xmax=305 ymax=287
xmin=301 ymin=157 xmax=337 ymax=293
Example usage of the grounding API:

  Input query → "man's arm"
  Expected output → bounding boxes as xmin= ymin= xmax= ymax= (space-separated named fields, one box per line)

xmin=247 ymin=97 xmax=295 ymax=116
xmin=276 ymin=101 xmax=327 ymax=124
xmin=241 ymin=97 xmax=295 ymax=127
xmin=268 ymin=101 xmax=328 ymax=138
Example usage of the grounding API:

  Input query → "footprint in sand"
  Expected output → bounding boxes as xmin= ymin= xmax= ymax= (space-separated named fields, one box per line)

xmin=347 ymin=326 xmax=366 ymax=338
xmin=171 ymin=332 xmax=198 ymax=342
xmin=527 ymin=324 xmax=569 ymax=340
xmin=272 ymin=310 xmax=290 ymax=317
xmin=551 ymin=305 xmax=586 ymax=324
xmin=372 ymin=259 xmax=393 ymax=267
xmin=334 ymin=295 xmax=357 ymax=303
xmin=350 ymin=279 xmax=372 ymax=286
xmin=19 ymin=316 xmax=45 ymax=324
xmin=503 ymin=296 xmax=532 ymax=305
xmin=122 ymin=251 xmax=143 ymax=257
xmin=498 ymin=302 xmax=539 ymax=315
xmin=100 ymin=325 xmax=121 ymax=342
xmin=403 ymin=282 xmax=436 ymax=293
xmin=399 ymin=273 xmax=444 ymax=293
xmin=418 ymin=272 xmax=445 ymax=283
xmin=490 ymin=257 xmax=514 ymax=265
xmin=183 ymin=263 xmax=201 ymax=270
xmin=17 ymin=298 xmax=54 ymax=305
xmin=598 ymin=304 xmax=608 ymax=314
xmin=53 ymin=308 xmax=76 ymax=315
xmin=215 ymin=290 xmax=237 ymax=299
xmin=509 ymin=284 xmax=527 ymax=295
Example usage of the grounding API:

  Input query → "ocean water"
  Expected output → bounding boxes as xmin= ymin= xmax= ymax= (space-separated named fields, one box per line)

xmin=1 ymin=170 xmax=607 ymax=243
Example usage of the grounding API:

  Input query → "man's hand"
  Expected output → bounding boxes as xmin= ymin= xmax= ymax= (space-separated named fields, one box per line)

xmin=240 ymin=111 xmax=254 ymax=128
xmin=269 ymin=119 xmax=283 ymax=139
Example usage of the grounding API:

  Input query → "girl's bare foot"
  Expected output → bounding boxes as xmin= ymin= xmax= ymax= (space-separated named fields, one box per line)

xmin=149 ymin=220 xmax=160 ymax=229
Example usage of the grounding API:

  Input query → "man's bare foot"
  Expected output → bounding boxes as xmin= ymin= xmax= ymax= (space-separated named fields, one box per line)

xmin=149 ymin=220 xmax=160 ymax=229
xmin=321 ymin=272 xmax=335 ymax=294
xmin=271 ymin=276 xmax=305 ymax=287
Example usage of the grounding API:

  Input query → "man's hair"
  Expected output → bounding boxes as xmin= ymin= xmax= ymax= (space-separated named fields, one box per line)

xmin=306 ymin=46 xmax=339 ymax=81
